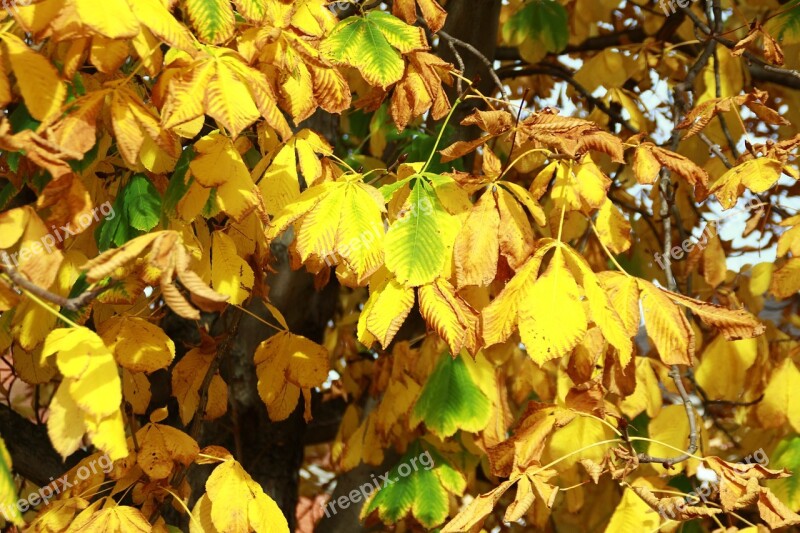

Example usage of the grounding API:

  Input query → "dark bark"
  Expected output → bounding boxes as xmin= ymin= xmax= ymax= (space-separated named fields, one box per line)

xmin=436 ymin=0 xmax=504 ymax=170
xmin=0 ymin=403 xmax=87 ymax=487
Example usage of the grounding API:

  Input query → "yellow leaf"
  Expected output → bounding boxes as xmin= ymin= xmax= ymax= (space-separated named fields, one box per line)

xmin=605 ymin=481 xmax=662 ymax=532
xmin=702 ymin=224 xmax=727 ymax=287
xmin=519 ymin=246 xmax=587 ymax=365
xmin=442 ymin=480 xmax=516 ymax=532
xmin=135 ymin=423 xmax=199 ymax=480
xmin=203 ymin=459 xmax=289 ymax=533
xmin=0 ymin=34 xmax=66 ymax=122
xmin=211 ymin=231 xmax=254 ymax=306
xmin=122 ymin=369 xmax=151 ymax=415
xmin=562 ymin=247 xmax=633 ymax=366
xmin=418 ymin=278 xmax=480 ymax=356
xmin=596 ymin=198 xmax=631 ymax=254
xmin=542 ymin=415 xmax=614 ymax=471
xmin=43 ymin=327 xmax=128 ymax=460
xmin=44 ymin=327 xmax=121 ymax=417
xmin=267 ymin=177 xmax=386 ymax=284
xmin=648 ymin=404 xmax=697 ymax=474
xmin=256 ymin=130 xmax=332 ymax=215
xmin=599 ymin=271 xmax=640 ymax=338
xmin=496 ymin=185 xmax=539 ymax=268
xmin=710 ymin=158 xmax=783 ymax=210
xmin=481 ymin=240 xmax=556 ymax=347
xmin=695 ymin=336 xmax=760 ymax=401
xmin=13 ymin=344 xmax=56 ymax=384
xmin=47 ymin=382 xmax=89 ymax=459
xmin=666 ymin=290 xmax=765 ymax=340
xmin=254 ymin=331 xmax=329 ymax=421
xmin=190 ymin=132 xmax=260 ymax=221
xmin=756 ymin=358 xmax=800 ymax=432
xmin=638 ymin=279 xmax=694 ymax=365
xmin=357 ymin=273 xmax=415 ymax=348
xmin=620 ymin=357 xmax=662 ymax=419
xmin=99 ymin=316 xmax=176 ymax=373
xmin=0 ymin=205 xmax=64 ymax=290
xmin=162 ymin=49 xmax=290 ymax=139
xmin=70 ymin=505 xmax=151 ymax=533
xmin=75 ymin=0 xmax=139 ymax=39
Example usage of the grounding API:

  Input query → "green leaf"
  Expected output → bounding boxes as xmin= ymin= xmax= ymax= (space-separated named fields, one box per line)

xmin=503 ymin=0 xmax=568 ymax=62
xmin=96 ymin=174 xmax=161 ymax=251
xmin=320 ymin=11 xmax=427 ymax=88
xmin=0 ymin=437 xmax=23 ymax=526
xmin=184 ymin=0 xmax=235 ymax=44
xmin=362 ymin=442 xmax=465 ymax=529
xmin=410 ymin=353 xmax=491 ymax=438
xmin=162 ymin=147 xmax=195 ymax=224
xmin=379 ymin=176 xmax=412 ymax=202
xmin=9 ymin=102 xmax=40 ymax=133
xmin=384 ymin=177 xmax=458 ymax=286
xmin=767 ymin=435 xmax=800 ymax=509
xmin=770 ymin=0 xmax=800 ymax=41
xmin=0 ymin=181 xmax=16 ymax=211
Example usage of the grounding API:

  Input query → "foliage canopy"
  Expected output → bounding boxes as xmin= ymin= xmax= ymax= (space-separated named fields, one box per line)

xmin=0 ymin=0 xmax=799 ymax=531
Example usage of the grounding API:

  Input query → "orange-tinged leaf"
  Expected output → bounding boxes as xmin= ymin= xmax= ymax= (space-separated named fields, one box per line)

xmin=638 ymin=279 xmax=694 ymax=365
xmin=454 ymin=189 xmax=500 ymax=287
xmin=254 ymin=331 xmax=329 ymax=421
xmin=418 ymin=278 xmax=480 ymax=356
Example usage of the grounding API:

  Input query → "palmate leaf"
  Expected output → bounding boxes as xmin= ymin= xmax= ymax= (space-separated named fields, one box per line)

xmin=321 ymin=10 xmax=427 ymax=88
xmin=767 ymin=436 xmax=800 ymax=510
xmin=362 ymin=442 xmax=466 ymax=528
xmin=384 ymin=177 xmax=459 ymax=287
xmin=184 ymin=0 xmax=236 ymax=44
xmin=410 ymin=353 xmax=490 ymax=438
xmin=96 ymin=174 xmax=162 ymax=251
xmin=266 ymin=175 xmax=386 ymax=284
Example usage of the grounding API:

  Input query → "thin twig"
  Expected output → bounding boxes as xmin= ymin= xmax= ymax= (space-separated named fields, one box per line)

xmin=437 ymin=29 xmax=510 ymax=102
xmin=496 ymin=64 xmax=639 ymax=133
xmin=0 ymin=253 xmax=109 ymax=312
xmin=638 ymin=366 xmax=699 ymax=467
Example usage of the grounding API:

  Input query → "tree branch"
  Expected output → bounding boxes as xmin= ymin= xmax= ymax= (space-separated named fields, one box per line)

xmin=0 ymin=254 xmax=108 ymax=312
xmin=438 ymin=29 xmax=509 ymax=102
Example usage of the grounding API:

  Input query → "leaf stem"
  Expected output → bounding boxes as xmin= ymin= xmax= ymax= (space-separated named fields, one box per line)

xmin=588 ymin=219 xmax=631 ymax=276
xmin=421 ymin=95 xmax=463 ymax=174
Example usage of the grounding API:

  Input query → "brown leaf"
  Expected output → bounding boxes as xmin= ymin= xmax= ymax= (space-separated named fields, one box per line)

xmin=631 ymin=485 xmax=722 ymax=521
xmin=757 ymin=487 xmax=800 ymax=528
xmin=664 ymin=290 xmax=765 ymax=340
